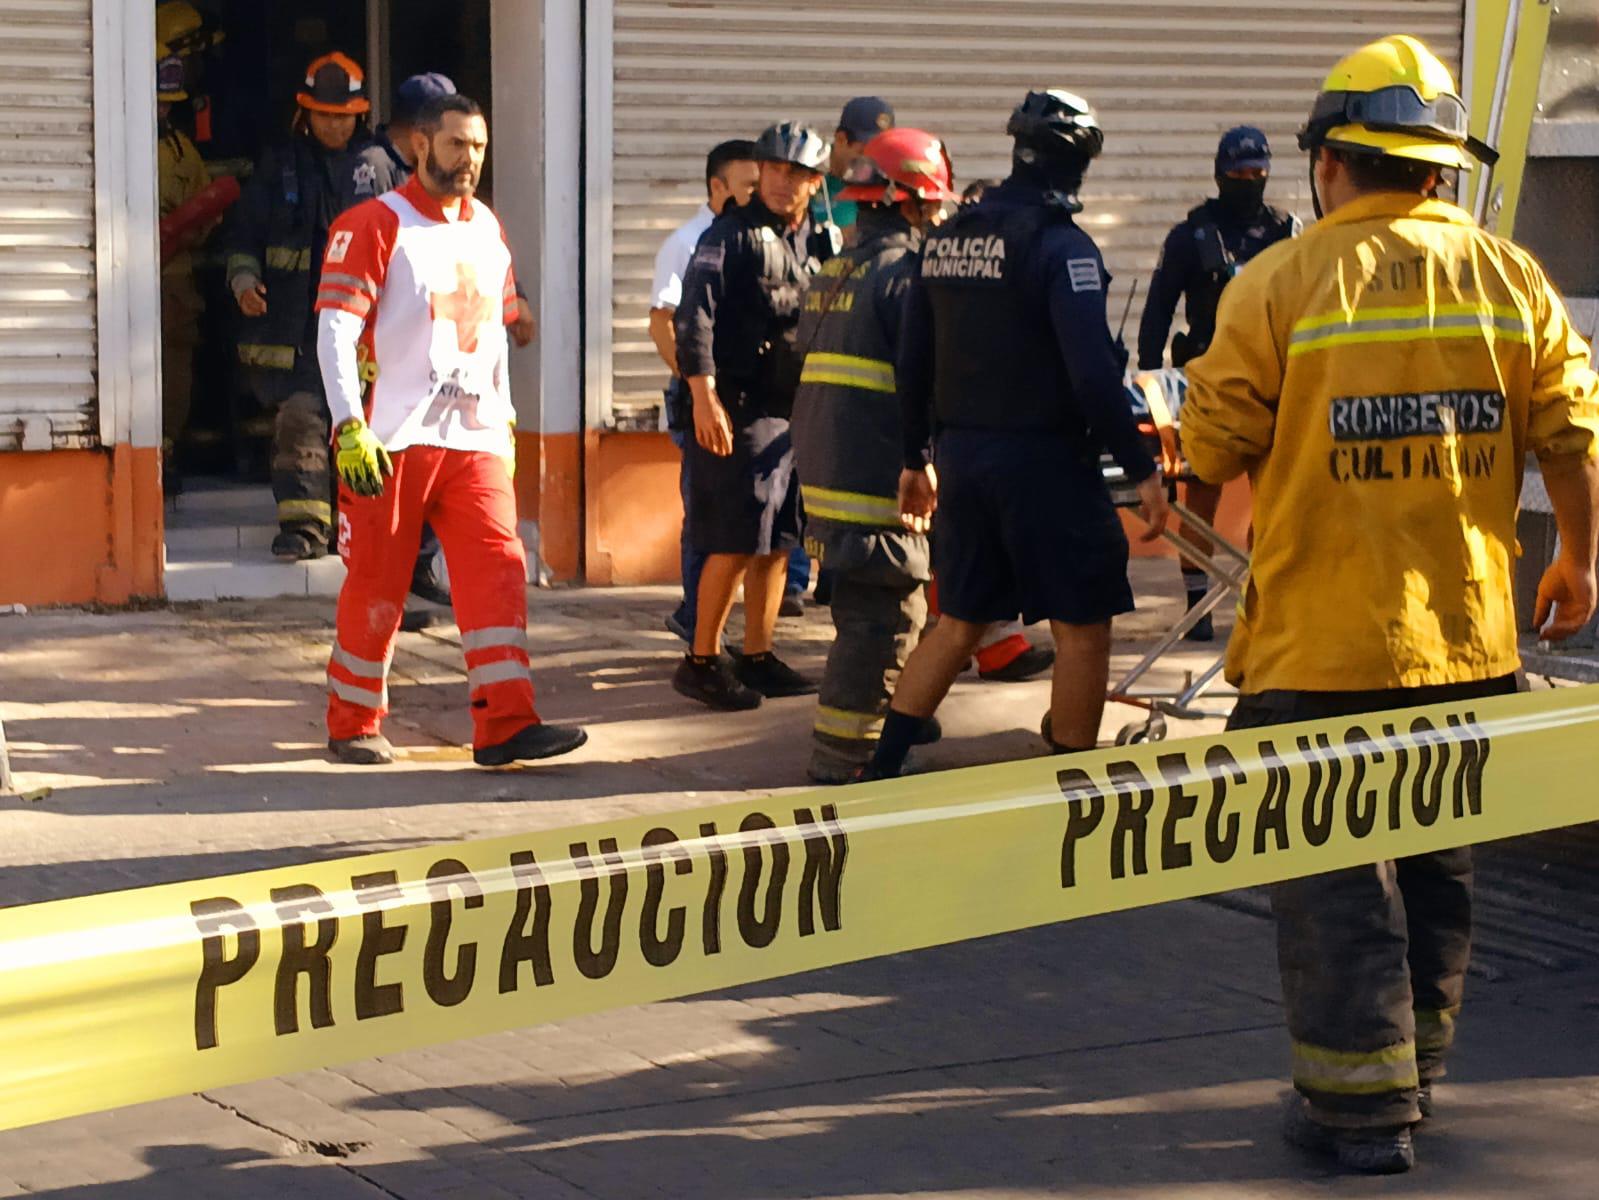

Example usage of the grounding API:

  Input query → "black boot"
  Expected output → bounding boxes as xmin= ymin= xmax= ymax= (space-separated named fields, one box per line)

xmin=272 ymin=524 xmax=328 ymax=561
xmin=1182 ymin=569 xmax=1214 ymax=642
xmin=1281 ymin=1096 xmax=1414 ymax=1174
xmin=474 ymin=723 xmax=588 ymax=766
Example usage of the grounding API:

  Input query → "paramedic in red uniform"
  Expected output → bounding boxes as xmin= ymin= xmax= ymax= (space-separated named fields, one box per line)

xmin=315 ymin=94 xmax=587 ymax=767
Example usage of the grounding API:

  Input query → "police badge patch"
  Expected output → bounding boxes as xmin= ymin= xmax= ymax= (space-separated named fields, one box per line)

xmin=1066 ymin=258 xmax=1102 ymax=293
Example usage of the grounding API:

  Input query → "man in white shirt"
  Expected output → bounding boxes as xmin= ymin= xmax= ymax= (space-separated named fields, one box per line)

xmin=648 ymin=139 xmax=758 ymax=642
xmin=315 ymin=93 xmax=587 ymax=767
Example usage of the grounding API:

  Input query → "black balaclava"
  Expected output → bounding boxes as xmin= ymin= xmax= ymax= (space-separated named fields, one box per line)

xmin=1011 ymin=148 xmax=1087 ymax=211
xmin=1216 ymin=174 xmax=1268 ymax=222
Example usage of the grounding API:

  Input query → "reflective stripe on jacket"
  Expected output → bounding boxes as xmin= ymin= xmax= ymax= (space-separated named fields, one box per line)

xmin=1183 ymin=192 xmax=1599 ymax=693
xmin=227 ymin=132 xmax=400 ymax=375
xmin=790 ymin=212 xmax=920 ymax=541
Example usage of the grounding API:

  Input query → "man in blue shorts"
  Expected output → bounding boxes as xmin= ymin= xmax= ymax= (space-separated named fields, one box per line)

xmin=863 ymin=89 xmax=1168 ymax=779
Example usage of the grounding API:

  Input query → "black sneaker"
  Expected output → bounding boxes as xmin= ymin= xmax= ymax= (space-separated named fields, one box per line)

xmin=474 ymin=722 xmax=588 ymax=766
xmin=733 ymin=651 xmax=818 ymax=698
xmin=978 ymin=644 xmax=1055 ymax=682
xmin=273 ymin=526 xmax=328 ymax=561
xmin=778 ymin=591 xmax=806 ymax=618
xmin=1184 ymin=611 xmax=1216 ymax=642
xmin=1281 ymin=1096 xmax=1414 ymax=1174
xmin=328 ymin=733 xmax=394 ymax=765
xmin=674 ymin=654 xmax=762 ymax=711
xmin=1416 ymin=1083 xmax=1434 ymax=1121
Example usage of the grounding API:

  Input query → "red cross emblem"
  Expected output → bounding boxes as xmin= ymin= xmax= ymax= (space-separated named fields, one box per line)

xmin=429 ymin=263 xmax=497 ymax=353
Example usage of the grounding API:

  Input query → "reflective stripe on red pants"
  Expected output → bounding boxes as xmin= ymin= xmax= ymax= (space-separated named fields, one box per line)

xmin=327 ymin=445 xmax=539 ymax=749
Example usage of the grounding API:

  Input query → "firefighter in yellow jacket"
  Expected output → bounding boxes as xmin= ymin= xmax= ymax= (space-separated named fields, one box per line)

xmin=1183 ymin=35 xmax=1599 ymax=1175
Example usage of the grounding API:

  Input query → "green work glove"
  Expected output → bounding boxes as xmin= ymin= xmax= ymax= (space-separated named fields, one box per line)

xmin=334 ymin=419 xmax=393 ymax=498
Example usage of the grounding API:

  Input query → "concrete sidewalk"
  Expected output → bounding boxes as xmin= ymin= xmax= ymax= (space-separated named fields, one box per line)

xmin=1 ymin=571 xmax=1595 ymax=1198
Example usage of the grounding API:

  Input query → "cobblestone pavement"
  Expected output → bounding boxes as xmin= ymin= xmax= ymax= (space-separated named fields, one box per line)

xmin=1 ymin=570 xmax=1595 ymax=1198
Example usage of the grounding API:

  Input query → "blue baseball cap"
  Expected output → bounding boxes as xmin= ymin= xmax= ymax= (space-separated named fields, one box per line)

xmin=1216 ymin=125 xmax=1272 ymax=174
xmin=838 ymin=96 xmax=895 ymax=142
xmin=392 ymin=72 xmax=456 ymax=124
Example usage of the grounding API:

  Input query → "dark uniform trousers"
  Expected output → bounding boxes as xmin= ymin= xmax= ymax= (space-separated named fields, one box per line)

xmin=250 ymin=367 xmax=335 ymax=538
xmin=1226 ymin=672 xmax=1519 ymax=1129
xmin=228 ymin=132 xmax=400 ymax=541
xmin=809 ymin=529 xmax=930 ymax=779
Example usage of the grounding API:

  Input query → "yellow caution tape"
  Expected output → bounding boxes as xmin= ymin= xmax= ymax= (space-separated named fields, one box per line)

xmin=3 ymin=686 xmax=1597 ymax=1132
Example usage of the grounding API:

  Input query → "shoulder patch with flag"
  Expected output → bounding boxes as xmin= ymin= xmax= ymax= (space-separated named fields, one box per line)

xmin=1067 ymin=258 xmax=1101 ymax=293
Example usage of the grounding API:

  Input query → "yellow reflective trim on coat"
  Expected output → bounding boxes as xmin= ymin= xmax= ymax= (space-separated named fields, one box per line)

xmin=802 ymin=485 xmax=900 ymax=527
xmin=1291 ymin=1039 xmax=1420 ymax=1094
xmin=1291 ymin=303 xmax=1524 ymax=334
xmin=814 ymin=705 xmax=885 ymax=741
xmin=800 ymin=352 xmax=896 ymax=394
xmin=265 ymin=245 xmax=312 ymax=272
xmin=1285 ymin=320 xmax=1522 ymax=356
xmin=1288 ymin=304 xmax=1532 ymax=357
xmin=1289 ymin=322 xmax=1531 ymax=357
xmin=238 ymin=344 xmax=296 ymax=370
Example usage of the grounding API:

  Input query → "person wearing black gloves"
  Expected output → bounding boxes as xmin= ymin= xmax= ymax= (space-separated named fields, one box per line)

xmin=1137 ymin=126 xmax=1299 ymax=639
xmin=864 ymin=89 xmax=1169 ymax=780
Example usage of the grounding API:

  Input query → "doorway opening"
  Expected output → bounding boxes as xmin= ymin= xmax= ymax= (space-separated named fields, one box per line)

xmin=155 ymin=0 xmax=491 ymax=598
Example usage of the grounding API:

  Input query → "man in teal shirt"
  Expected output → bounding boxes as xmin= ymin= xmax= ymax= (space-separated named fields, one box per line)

xmin=813 ymin=96 xmax=895 ymax=233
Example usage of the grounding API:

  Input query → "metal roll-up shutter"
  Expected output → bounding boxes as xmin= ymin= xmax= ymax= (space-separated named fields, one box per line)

xmin=0 ymin=0 xmax=95 ymax=451
xmin=599 ymin=0 xmax=1462 ymax=427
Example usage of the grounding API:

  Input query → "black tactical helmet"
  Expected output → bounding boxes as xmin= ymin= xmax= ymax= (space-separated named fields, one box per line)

xmin=1006 ymin=90 xmax=1104 ymax=164
xmin=754 ymin=121 xmax=830 ymax=173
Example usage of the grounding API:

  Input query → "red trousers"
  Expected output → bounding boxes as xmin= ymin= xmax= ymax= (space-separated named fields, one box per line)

xmin=326 ymin=446 xmax=540 ymax=749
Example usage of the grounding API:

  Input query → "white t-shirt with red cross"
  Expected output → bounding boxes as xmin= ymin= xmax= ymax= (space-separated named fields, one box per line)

xmin=315 ymin=177 xmax=519 ymax=456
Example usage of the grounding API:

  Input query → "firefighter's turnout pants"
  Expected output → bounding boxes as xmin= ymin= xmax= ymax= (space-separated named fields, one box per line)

xmin=1226 ymin=673 xmax=1519 ymax=1129
xmin=327 ymin=446 xmax=540 ymax=750
xmin=808 ymin=528 xmax=930 ymax=781
xmin=249 ymin=367 xmax=336 ymax=541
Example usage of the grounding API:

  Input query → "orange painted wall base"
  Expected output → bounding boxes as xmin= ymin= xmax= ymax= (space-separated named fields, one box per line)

xmin=583 ymin=430 xmax=682 ymax=586
xmin=0 ymin=445 xmax=163 ymax=606
xmin=514 ymin=430 xmax=581 ymax=582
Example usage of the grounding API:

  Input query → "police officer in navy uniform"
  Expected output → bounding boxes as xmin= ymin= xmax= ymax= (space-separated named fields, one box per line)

xmin=1138 ymin=126 xmax=1299 ymax=639
xmin=672 ymin=121 xmax=835 ymax=710
xmin=864 ymin=90 xmax=1169 ymax=780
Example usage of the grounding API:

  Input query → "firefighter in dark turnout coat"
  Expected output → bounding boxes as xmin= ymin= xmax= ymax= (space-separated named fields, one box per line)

xmin=791 ymin=128 xmax=957 ymax=783
xmin=226 ymin=53 xmax=399 ymax=559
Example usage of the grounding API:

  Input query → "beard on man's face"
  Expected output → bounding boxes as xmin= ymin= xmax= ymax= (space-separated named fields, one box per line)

xmin=423 ymin=147 xmax=479 ymax=197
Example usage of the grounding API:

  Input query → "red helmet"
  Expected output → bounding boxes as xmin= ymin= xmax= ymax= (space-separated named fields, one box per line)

xmin=837 ymin=127 xmax=957 ymax=203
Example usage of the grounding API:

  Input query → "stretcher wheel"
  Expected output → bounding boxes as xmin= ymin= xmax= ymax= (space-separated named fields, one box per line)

xmin=1115 ymin=714 xmax=1167 ymax=745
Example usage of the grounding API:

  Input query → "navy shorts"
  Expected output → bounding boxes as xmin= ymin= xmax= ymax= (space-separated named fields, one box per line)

xmin=932 ymin=428 xmax=1133 ymax=626
xmin=687 ymin=408 xmax=802 ymax=556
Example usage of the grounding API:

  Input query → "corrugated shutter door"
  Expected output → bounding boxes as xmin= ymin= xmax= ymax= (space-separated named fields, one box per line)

xmin=0 ymin=0 xmax=95 ymax=451
xmin=603 ymin=0 xmax=1462 ymax=426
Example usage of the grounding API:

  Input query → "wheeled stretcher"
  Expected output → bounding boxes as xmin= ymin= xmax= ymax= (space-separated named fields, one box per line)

xmin=1100 ymin=368 xmax=1250 ymax=743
